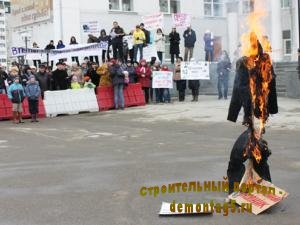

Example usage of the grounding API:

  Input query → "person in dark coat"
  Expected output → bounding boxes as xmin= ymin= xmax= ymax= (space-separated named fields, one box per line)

xmin=227 ymin=128 xmax=272 ymax=194
xmin=45 ymin=40 xmax=55 ymax=68
xmin=183 ymin=26 xmax=197 ymax=61
xmin=52 ymin=62 xmax=69 ymax=90
xmin=99 ymin=29 xmax=111 ymax=63
xmin=35 ymin=64 xmax=50 ymax=99
xmin=110 ymin=21 xmax=125 ymax=62
xmin=25 ymin=75 xmax=41 ymax=122
xmin=20 ymin=65 xmax=32 ymax=87
xmin=217 ymin=50 xmax=231 ymax=100
xmin=88 ymin=62 xmax=100 ymax=88
xmin=110 ymin=59 xmax=125 ymax=110
xmin=174 ymin=57 xmax=186 ymax=102
xmin=0 ymin=65 xmax=8 ymax=94
xmin=169 ymin=28 xmax=180 ymax=64
xmin=70 ymin=36 xmax=80 ymax=66
xmin=227 ymin=50 xmax=278 ymax=126
xmin=140 ymin=23 xmax=150 ymax=46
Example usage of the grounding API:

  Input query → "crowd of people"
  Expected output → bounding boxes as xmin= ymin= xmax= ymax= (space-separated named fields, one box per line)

xmin=0 ymin=21 xmax=233 ymax=124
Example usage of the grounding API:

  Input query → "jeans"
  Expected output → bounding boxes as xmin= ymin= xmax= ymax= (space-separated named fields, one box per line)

xmin=184 ymin=47 xmax=194 ymax=61
xmin=155 ymin=88 xmax=164 ymax=103
xmin=205 ymin=50 xmax=214 ymax=62
xmin=163 ymin=89 xmax=171 ymax=103
xmin=134 ymin=44 xmax=143 ymax=62
xmin=114 ymin=84 xmax=124 ymax=109
xmin=218 ymin=76 xmax=229 ymax=99
xmin=157 ymin=52 xmax=163 ymax=62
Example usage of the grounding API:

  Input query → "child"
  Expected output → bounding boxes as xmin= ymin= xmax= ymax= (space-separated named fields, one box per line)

xmin=7 ymin=76 xmax=26 ymax=124
xmin=160 ymin=65 xmax=171 ymax=103
xmin=71 ymin=75 xmax=81 ymax=89
xmin=25 ymin=75 xmax=41 ymax=122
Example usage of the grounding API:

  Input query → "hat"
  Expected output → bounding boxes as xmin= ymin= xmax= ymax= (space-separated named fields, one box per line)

xmin=39 ymin=64 xmax=46 ymax=68
xmin=140 ymin=23 xmax=145 ymax=26
xmin=29 ymin=75 xmax=36 ymax=80
xmin=9 ymin=66 xmax=19 ymax=72
xmin=56 ymin=61 xmax=65 ymax=66
xmin=30 ymin=65 xmax=37 ymax=70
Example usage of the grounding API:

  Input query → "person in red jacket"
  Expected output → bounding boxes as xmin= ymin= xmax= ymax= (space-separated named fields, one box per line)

xmin=136 ymin=59 xmax=151 ymax=103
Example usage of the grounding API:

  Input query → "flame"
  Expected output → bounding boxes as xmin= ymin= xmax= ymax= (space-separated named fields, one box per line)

xmin=240 ymin=0 xmax=274 ymax=164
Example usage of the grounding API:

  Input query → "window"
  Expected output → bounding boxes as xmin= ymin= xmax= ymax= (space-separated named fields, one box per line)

xmin=0 ymin=58 xmax=6 ymax=62
xmin=0 ymin=28 xmax=5 ymax=32
xmin=242 ymin=0 xmax=254 ymax=14
xmin=0 ymin=35 xmax=5 ymax=40
xmin=282 ymin=30 xmax=291 ymax=55
xmin=109 ymin=0 xmax=133 ymax=11
xmin=204 ymin=0 xmax=223 ymax=17
xmin=159 ymin=0 xmax=180 ymax=14
xmin=0 ymin=43 xmax=5 ymax=47
xmin=281 ymin=0 xmax=290 ymax=8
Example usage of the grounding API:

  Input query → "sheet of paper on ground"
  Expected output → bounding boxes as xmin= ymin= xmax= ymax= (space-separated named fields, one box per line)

xmin=159 ymin=202 xmax=213 ymax=215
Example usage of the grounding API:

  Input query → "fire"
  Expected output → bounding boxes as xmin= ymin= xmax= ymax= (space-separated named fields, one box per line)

xmin=240 ymin=0 xmax=274 ymax=165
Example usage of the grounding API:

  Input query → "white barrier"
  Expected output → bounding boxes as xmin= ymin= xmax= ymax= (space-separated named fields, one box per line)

xmin=43 ymin=89 xmax=99 ymax=117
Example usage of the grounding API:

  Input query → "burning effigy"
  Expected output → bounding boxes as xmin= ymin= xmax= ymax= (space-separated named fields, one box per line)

xmin=226 ymin=0 xmax=288 ymax=215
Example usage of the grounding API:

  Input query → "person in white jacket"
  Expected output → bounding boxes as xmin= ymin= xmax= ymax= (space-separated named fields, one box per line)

xmin=154 ymin=28 xmax=166 ymax=62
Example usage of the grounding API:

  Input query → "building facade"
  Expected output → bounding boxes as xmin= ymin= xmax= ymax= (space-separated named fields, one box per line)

xmin=7 ymin=0 xmax=300 ymax=64
xmin=0 ymin=0 xmax=10 ymax=67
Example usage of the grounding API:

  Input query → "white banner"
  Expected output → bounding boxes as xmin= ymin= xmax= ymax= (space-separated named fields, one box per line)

xmin=152 ymin=71 xmax=173 ymax=89
xmin=11 ymin=43 xmax=108 ymax=61
xmin=142 ymin=13 xmax=163 ymax=30
xmin=181 ymin=61 xmax=210 ymax=80
xmin=172 ymin=13 xmax=191 ymax=28
xmin=49 ymin=43 xmax=108 ymax=60
xmin=123 ymin=35 xmax=134 ymax=50
xmin=137 ymin=45 xmax=159 ymax=62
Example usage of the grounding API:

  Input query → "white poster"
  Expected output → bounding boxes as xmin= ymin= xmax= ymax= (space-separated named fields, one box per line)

xmin=152 ymin=71 xmax=173 ymax=89
xmin=123 ymin=35 xmax=134 ymax=50
xmin=142 ymin=13 xmax=163 ymax=30
xmin=181 ymin=61 xmax=210 ymax=80
xmin=81 ymin=21 xmax=101 ymax=35
xmin=137 ymin=45 xmax=159 ymax=62
xmin=172 ymin=13 xmax=191 ymax=28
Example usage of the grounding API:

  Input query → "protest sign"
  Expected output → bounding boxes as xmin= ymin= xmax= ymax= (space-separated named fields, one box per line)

xmin=172 ymin=13 xmax=191 ymax=28
xmin=152 ymin=71 xmax=173 ymax=89
xmin=181 ymin=61 xmax=210 ymax=80
xmin=229 ymin=168 xmax=289 ymax=215
xmin=123 ymin=35 xmax=134 ymax=50
xmin=137 ymin=45 xmax=158 ymax=62
xmin=142 ymin=13 xmax=163 ymax=30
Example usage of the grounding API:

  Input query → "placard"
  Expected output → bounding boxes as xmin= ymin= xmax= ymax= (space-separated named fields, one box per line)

xmin=152 ymin=71 xmax=173 ymax=89
xmin=181 ymin=61 xmax=210 ymax=80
